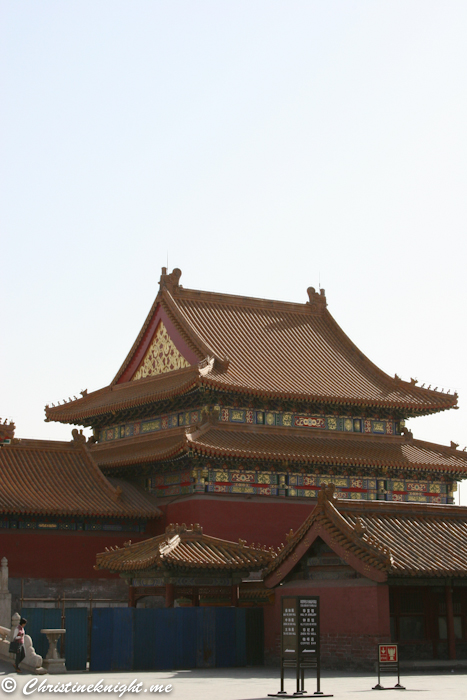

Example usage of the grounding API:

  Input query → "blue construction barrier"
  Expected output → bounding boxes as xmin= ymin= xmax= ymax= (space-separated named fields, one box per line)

xmin=90 ymin=606 xmax=263 ymax=672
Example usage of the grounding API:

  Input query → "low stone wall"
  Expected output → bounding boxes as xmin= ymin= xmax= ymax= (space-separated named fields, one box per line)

xmin=320 ymin=633 xmax=390 ymax=669
xmin=266 ymin=632 xmax=390 ymax=669
xmin=10 ymin=577 xmax=128 ymax=611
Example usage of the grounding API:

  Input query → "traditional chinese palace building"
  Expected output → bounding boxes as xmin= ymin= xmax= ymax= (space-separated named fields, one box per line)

xmin=46 ymin=268 xmax=465 ymax=533
xmin=2 ymin=268 xmax=467 ymax=664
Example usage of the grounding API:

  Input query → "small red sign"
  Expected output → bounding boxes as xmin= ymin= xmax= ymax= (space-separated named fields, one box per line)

xmin=379 ymin=644 xmax=398 ymax=663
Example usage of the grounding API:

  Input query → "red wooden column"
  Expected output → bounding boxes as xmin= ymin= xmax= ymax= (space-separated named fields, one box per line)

xmin=166 ymin=583 xmax=175 ymax=608
xmin=191 ymin=589 xmax=200 ymax=607
xmin=231 ymin=584 xmax=239 ymax=607
xmin=445 ymin=584 xmax=456 ymax=660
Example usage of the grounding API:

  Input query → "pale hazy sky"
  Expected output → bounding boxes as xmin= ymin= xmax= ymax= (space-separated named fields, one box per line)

xmin=2 ymin=2 xmax=466 ymax=502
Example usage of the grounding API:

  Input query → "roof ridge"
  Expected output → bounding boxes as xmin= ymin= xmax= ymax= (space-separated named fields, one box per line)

xmin=338 ymin=499 xmax=467 ymax=517
xmin=0 ymin=439 xmax=161 ymax=519
xmin=1 ymin=439 xmax=76 ymax=451
xmin=162 ymin=288 xmax=227 ymax=364
xmin=174 ymin=285 xmax=320 ymax=313
xmin=187 ymin=424 xmax=467 ymax=474
xmin=78 ymin=443 xmax=126 ymax=503
xmin=92 ymin=432 xmax=189 ymax=468
xmin=49 ymin=267 xmax=458 ymax=419
xmin=321 ymin=488 xmax=392 ymax=567
xmin=111 ymin=293 xmax=164 ymax=384
xmin=95 ymin=520 xmax=272 ymax=573
xmin=410 ymin=436 xmax=467 ymax=456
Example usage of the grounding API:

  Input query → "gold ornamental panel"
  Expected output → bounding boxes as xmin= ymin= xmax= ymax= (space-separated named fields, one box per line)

xmin=132 ymin=321 xmax=190 ymax=380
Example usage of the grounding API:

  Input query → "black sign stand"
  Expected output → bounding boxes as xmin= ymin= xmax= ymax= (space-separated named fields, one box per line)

xmin=268 ymin=596 xmax=333 ymax=698
xmin=372 ymin=644 xmax=405 ymax=691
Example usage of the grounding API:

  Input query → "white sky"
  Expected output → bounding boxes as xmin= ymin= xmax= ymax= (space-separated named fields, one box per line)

xmin=2 ymin=1 xmax=466 ymax=503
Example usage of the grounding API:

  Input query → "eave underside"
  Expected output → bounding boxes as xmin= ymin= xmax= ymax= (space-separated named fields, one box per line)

xmin=46 ymin=385 xmax=456 ymax=431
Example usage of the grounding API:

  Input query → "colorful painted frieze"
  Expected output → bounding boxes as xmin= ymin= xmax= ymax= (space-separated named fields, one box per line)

xmin=147 ymin=470 xmax=193 ymax=497
xmin=100 ymin=407 xmax=399 ymax=442
xmin=146 ymin=466 xmax=451 ymax=503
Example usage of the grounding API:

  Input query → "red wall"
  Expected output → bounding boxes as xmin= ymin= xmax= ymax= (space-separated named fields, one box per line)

xmin=264 ymin=581 xmax=391 ymax=664
xmin=1 ymin=497 xmax=314 ymax=579
xmin=0 ymin=531 xmax=150 ymax=579
xmin=159 ymin=496 xmax=314 ymax=548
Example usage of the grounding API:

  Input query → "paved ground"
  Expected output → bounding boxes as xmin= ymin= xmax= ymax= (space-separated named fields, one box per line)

xmin=1 ymin=661 xmax=466 ymax=700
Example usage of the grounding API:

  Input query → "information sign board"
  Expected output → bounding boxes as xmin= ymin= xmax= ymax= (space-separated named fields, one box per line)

xmin=298 ymin=597 xmax=319 ymax=659
xmin=281 ymin=596 xmax=298 ymax=658
xmin=270 ymin=596 xmax=332 ymax=698
xmin=373 ymin=643 xmax=404 ymax=691
xmin=378 ymin=645 xmax=398 ymax=663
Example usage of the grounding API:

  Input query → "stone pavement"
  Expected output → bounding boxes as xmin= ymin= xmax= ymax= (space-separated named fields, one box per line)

xmin=1 ymin=660 xmax=466 ymax=700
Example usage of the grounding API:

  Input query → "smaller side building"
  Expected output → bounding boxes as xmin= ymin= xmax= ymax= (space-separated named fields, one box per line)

xmin=264 ymin=485 xmax=467 ymax=665
xmin=96 ymin=522 xmax=274 ymax=608
xmin=0 ymin=431 xmax=161 ymax=609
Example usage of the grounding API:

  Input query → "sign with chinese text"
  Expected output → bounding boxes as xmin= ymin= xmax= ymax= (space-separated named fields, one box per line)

xmin=299 ymin=597 xmax=319 ymax=657
xmin=282 ymin=597 xmax=298 ymax=658
xmin=281 ymin=596 xmax=319 ymax=660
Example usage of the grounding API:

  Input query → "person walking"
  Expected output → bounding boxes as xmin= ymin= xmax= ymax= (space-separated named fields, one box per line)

xmin=11 ymin=617 xmax=27 ymax=672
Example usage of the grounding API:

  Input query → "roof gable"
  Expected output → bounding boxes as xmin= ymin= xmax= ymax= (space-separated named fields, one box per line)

xmin=264 ymin=485 xmax=391 ymax=587
xmin=265 ymin=485 xmax=467 ymax=584
xmin=115 ymin=300 xmax=201 ymax=384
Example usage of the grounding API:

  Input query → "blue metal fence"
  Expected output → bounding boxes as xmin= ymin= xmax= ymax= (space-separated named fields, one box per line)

xmin=64 ymin=607 xmax=89 ymax=671
xmin=90 ymin=608 xmax=113 ymax=672
xmin=21 ymin=605 xmax=264 ymax=672
xmin=90 ymin=607 xmax=263 ymax=672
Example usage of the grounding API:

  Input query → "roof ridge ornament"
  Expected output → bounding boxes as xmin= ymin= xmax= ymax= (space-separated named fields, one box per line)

xmin=165 ymin=522 xmax=203 ymax=536
xmin=201 ymin=405 xmax=220 ymax=425
xmin=199 ymin=356 xmax=215 ymax=376
xmin=159 ymin=267 xmax=182 ymax=294
xmin=71 ymin=428 xmax=87 ymax=447
xmin=186 ymin=405 xmax=220 ymax=437
xmin=317 ymin=483 xmax=336 ymax=505
xmin=306 ymin=287 xmax=327 ymax=314
xmin=401 ymin=426 xmax=413 ymax=440
xmin=199 ymin=355 xmax=230 ymax=375
xmin=0 ymin=419 xmax=15 ymax=442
